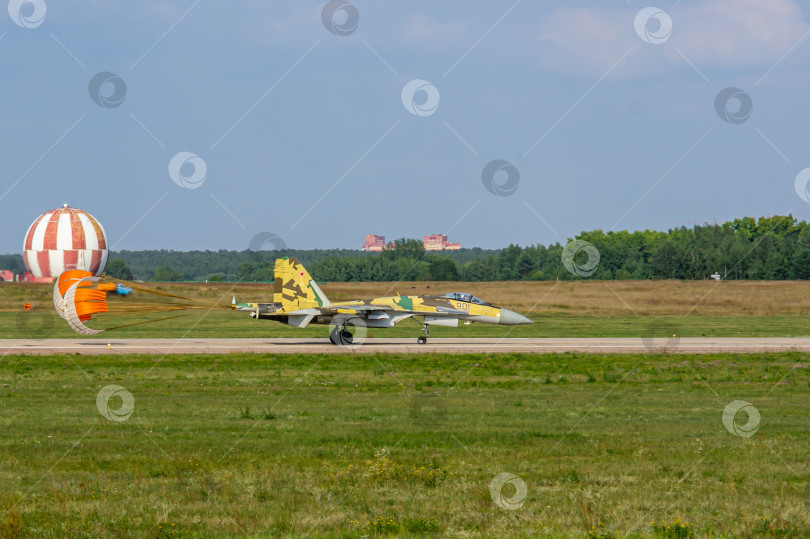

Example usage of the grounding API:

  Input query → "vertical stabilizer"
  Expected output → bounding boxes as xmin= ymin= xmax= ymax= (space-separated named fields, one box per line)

xmin=273 ymin=258 xmax=331 ymax=310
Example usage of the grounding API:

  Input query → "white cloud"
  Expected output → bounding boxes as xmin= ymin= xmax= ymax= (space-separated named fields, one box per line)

xmin=536 ymin=0 xmax=810 ymax=77
xmin=401 ymin=14 xmax=471 ymax=48
xmin=537 ymin=8 xmax=630 ymax=74
xmin=677 ymin=0 xmax=808 ymax=67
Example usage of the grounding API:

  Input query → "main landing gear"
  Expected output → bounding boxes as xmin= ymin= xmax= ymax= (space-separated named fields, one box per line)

xmin=417 ymin=324 xmax=430 ymax=345
xmin=329 ymin=326 xmax=354 ymax=346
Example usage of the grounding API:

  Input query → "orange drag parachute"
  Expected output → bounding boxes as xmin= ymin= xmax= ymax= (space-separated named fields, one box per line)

xmin=54 ymin=269 xmax=92 ymax=320
xmin=53 ymin=270 xmax=233 ymax=335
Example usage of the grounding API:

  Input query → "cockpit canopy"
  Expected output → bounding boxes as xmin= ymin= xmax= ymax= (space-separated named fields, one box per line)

xmin=445 ymin=292 xmax=486 ymax=305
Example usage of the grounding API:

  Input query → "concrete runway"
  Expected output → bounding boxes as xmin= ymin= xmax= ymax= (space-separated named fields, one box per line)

xmin=2 ymin=337 xmax=810 ymax=355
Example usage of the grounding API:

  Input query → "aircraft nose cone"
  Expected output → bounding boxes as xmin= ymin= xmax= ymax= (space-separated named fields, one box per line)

xmin=499 ymin=309 xmax=532 ymax=325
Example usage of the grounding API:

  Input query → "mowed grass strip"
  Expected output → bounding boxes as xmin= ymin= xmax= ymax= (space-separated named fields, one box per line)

xmin=0 ymin=353 xmax=807 ymax=537
xmin=5 ymin=309 xmax=810 ymax=340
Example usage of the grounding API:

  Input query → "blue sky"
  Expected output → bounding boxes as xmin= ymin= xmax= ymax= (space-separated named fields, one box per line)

xmin=1 ymin=0 xmax=810 ymax=252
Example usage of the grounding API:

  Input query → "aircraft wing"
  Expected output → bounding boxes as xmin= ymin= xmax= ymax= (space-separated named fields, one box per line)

xmin=323 ymin=303 xmax=468 ymax=317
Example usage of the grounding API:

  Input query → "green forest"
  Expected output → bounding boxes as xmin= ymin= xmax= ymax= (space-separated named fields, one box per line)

xmin=4 ymin=216 xmax=810 ymax=282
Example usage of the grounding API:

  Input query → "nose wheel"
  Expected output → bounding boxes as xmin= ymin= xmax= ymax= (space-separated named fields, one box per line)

xmin=417 ymin=324 xmax=429 ymax=344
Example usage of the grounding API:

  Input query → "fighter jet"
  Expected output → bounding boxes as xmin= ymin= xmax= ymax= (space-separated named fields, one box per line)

xmin=233 ymin=257 xmax=532 ymax=345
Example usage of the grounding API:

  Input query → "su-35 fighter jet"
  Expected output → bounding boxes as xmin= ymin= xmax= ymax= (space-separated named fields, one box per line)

xmin=234 ymin=257 xmax=532 ymax=345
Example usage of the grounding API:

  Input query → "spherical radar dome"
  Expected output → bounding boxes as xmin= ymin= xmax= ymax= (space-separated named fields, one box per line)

xmin=23 ymin=204 xmax=109 ymax=278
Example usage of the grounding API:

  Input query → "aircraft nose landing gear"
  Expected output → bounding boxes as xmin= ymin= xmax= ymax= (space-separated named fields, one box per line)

xmin=417 ymin=324 xmax=430 ymax=344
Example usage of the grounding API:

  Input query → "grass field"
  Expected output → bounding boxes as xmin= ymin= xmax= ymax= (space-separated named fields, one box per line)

xmin=2 ymin=280 xmax=808 ymax=536
xmin=0 ymin=352 xmax=807 ymax=537
xmin=4 ymin=280 xmax=810 ymax=339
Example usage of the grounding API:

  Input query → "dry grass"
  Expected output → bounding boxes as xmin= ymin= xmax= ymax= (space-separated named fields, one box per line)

xmin=415 ymin=280 xmax=810 ymax=316
xmin=5 ymin=280 xmax=810 ymax=340
xmin=5 ymin=279 xmax=810 ymax=316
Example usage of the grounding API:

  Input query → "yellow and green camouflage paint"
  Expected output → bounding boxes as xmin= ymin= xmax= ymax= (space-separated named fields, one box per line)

xmin=272 ymin=257 xmax=327 ymax=309
xmin=235 ymin=257 xmax=531 ymax=327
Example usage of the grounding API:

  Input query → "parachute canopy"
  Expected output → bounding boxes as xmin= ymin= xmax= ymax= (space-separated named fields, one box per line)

xmin=54 ymin=270 xmax=232 ymax=335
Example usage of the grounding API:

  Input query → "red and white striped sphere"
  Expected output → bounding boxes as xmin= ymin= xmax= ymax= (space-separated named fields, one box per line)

xmin=23 ymin=204 xmax=109 ymax=279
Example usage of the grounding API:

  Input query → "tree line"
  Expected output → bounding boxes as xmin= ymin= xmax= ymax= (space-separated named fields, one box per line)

xmin=3 ymin=216 xmax=809 ymax=282
xmin=298 ymin=216 xmax=810 ymax=282
xmin=114 ymin=215 xmax=810 ymax=281
xmin=105 ymin=241 xmax=497 ymax=281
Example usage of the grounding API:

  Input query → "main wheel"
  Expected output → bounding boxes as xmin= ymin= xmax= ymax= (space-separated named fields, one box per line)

xmin=339 ymin=329 xmax=354 ymax=346
xmin=417 ymin=336 xmax=427 ymax=344
xmin=329 ymin=328 xmax=340 ymax=344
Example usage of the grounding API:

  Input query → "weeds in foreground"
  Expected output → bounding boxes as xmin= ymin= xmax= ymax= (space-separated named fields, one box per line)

xmin=752 ymin=514 xmax=809 ymax=536
xmin=651 ymin=517 xmax=695 ymax=538
xmin=0 ymin=509 xmax=23 ymax=539
xmin=364 ymin=515 xmax=441 ymax=535
xmin=362 ymin=449 xmax=450 ymax=486
xmin=588 ymin=526 xmax=617 ymax=539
